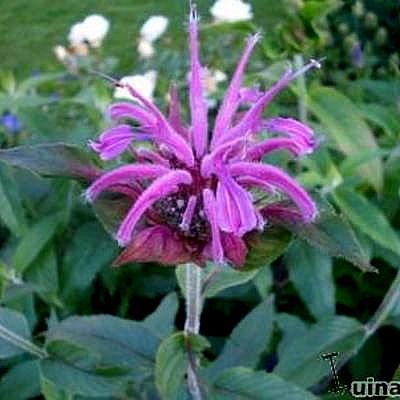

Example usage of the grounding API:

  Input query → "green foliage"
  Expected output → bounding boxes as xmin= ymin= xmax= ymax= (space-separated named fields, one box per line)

xmin=0 ymin=1 xmax=399 ymax=398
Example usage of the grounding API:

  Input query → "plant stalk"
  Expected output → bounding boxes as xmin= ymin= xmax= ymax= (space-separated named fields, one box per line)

xmin=184 ymin=263 xmax=203 ymax=400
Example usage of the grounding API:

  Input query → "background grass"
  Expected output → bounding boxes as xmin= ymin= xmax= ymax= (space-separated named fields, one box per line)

xmin=0 ymin=0 xmax=289 ymax=76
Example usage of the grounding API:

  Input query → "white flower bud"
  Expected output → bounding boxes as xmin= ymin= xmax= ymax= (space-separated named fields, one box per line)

xmin=140 ymin=16 xmax=169 ymax=43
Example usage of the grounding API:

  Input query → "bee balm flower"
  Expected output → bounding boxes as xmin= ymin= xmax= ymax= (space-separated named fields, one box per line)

xmin=85 ymin=4 xmax=318 ymax=268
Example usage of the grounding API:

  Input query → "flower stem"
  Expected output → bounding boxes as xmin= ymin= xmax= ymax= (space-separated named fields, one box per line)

xmin=0 ymin=324 xmax=48 ymax=359
xmin=184 ymin=262 xmax=203 ymax=400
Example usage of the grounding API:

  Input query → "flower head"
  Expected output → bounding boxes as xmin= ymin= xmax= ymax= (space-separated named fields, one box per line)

xmin=86 ymin=4 xmax=318 ymax=268
xmin=113 ymin=71 xmax=158 ymax=102
xmin=210 ymin=0 xmax=253 ymax=23
xmin=1 ymin=112 xmax=22 ymax=134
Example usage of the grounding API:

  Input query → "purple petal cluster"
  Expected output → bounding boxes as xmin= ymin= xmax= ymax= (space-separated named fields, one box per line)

xmin=85 ymin=5 xmax=319 ymax=267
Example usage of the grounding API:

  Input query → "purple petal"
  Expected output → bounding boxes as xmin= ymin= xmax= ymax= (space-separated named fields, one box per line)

xmin=168 ymin=83 xmax=190 ymax=140
xmin=239 ymin=86 xmax=263 ymax=104
xmin=108 ymin=103 xmax=156 ymax=126
xmin=216 ymin=174 xmax=258 ymax=236
xmin=189 ymin=4 xmax=208 ymax=158
xmin=135 ymin=147 xmax=170 ymax=167
xmin=120 ymin=83 xmax=195 ymax=167
xmin=180 ymin=195 xmax=197 ymax=231
xmin=229 ymin=162 xmax=317 ymax=222
xmin=117 ymin=170 xmax=192 ymax=246
xmin=263 ymin=117 xmax=315 ymax=149
xmin=85 ymin=164 xmax=170 ymax=202
xmin=245 ymin=137 xmax=306 ymax=161
xmin=221 ymin=232 xmax=248 ymax=268
xmin=212 ymin=34 xmax=261 ymax=147
xmin=89 ymin=125 xmax=134 ymax=160
xmin=215 ymin=69 xmax=292 ymax=147
xmin=202 ymin=189 xmax=224 ymax=263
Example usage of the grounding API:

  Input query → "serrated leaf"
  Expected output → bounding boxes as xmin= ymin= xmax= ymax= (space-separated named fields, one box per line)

xmin=0 ymin=307 xmax=31 ymax=358
xmin=243 ymin=227 xmax=292 ymax=271
xmin=211 ymin=367 xmax=318 ymax=399
xmin=0 ymin=360 xmax=40 ymax=400
xmin=155 ymin=332 xmax=209 ymax=400
xmin=272 ymin=202 xmax=375 ymax=272
xmin=0 ymin=165 xmax=27 ymax=237
xmin=0 ymin=143 xmax=99 ymax=181
xmin=332 ymin=187 xmax=400 ymax=259
xmin=274 ymin=316 xmax=366 ymax=388
xmin=205 ymin=297 xmax=274 ymax=378
xmin=309 ymin=86 xmax=383 ymax=192
xmin=286 ymin=240 xmax=335 ymax=319
xmin=13 ymin=213 xmax=61 ymax=273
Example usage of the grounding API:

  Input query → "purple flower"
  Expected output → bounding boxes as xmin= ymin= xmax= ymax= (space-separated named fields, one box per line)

xmin=85 ymin=4 xmax=319 ymax=268
xmin=1 ymin=112 xmax=22 ymax=134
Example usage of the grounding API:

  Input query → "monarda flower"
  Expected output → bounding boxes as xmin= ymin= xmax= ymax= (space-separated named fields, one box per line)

xmin=85 ymin=4 xmax=319 ymax=268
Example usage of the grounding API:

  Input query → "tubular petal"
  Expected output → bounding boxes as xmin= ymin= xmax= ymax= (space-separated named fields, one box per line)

xmin=117 ymin=170 xmax=192 ymax=246
xmin=217 ymin=69 xmax=292 ymax=147
xmin=108 ymin=102 xmax=156 ymax=126
xmin=216 ymin=174 xmax=258 ymax=236
xmin=263 ymin=117 xmax=315 ymax=148
xmin=180 ymin=195 xmax=197 ymax=231
xmin=89 ymin=125 xmax=134 ymax=160
xmin=122 ymin=83 xmax=195 ymax=167
xmin=229 ymin=162 xmax=317 ymax=222
xmin=245 ymin=137 xmax=306 ymax=161
xmin=85 ymin=164 xmax=170 ymax=202
xmin=212 ymin=33 xmax=261 ymax=147
xmin=168 ymin=83 xmax=190 ymax=139
xmin=202 ymin=189 xmax=224 ymax=263
xmin=189 ymin=4 xmax=208 ymax=157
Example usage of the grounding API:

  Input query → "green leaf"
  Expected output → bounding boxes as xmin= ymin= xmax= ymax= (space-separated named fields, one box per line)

xmin=0 ymin=143 xmax=99 ymax=181
xmin=276 ymin=313 xmax=309 ymax=358
xmin=332 ymin=187 xmax=400 ymax=259
xmin=143 ymin=292 xmax=178 ymax=339
xmin=0 ymin=307 xmax=31 ymax=359
xmin=13 ymin=213 xmax=61 ymax=273
xmin=359 ymin=103 xmax=400 ymax=139
xmin=274 ymin=316 xmax=366 ymax=388
xmin=176 ymin=264 xmax=259 ymax=300
xmin=40 ymin=357 xmax=127 ymax=398
xmin=253 ymin=265 xmax=273 ymax=299
xmin=211 ymin=367 xmax=318 ymax=399
xmin=40 ymin=376 xmax=73 ymax=400
xmin=273 ymin=200 xmax=375 ymax=272
xmin=243 ymin=227 xmax=292 ymax=271
xmin=309 ymin=86 xmax=383 ymax=192
xmin=155 ymin=332 xmax=209 ymax=400
xmin=25 ymin=246 xmax=60 ymax=306
xmin=0 ymin=360 xmax=40 ymax=400
xmin=92 ymin=192 xmax=132 ymax=236
xmin=205 ymin=297 xmax=274 ymax=378
xmin=0 ymin=165 xmax=27 ymax=237
xmin=286 ymin=240 xmax=335 ymax=319
xmin=60 ymin=222 xmax=116 ymax=308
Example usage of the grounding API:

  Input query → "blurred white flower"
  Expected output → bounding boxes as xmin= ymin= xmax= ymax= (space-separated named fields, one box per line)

xmin=140 ymin=16 xmax=169 ymax=43
xmin=210 ymin=0 xmax=253 ymax=23
xmin=137 ymin=38 xmax=155 ymax=59
xmin=68 ymin=14 xmax=110 ymax=48
xmin=68 ymin=22 xmax=87 ymax=46
xmin=82 ymin=15 xmax=110 ymax=47
xmin=202 ymin=68 xmax=228 ymax=108
xmin=54 ymin=45 xmax=69 ymax=62
xmin=114 ymin=71 xmax=158 ymax=102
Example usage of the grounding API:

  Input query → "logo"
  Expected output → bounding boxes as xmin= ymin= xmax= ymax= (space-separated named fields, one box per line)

xmin=322 ymin=352 xmax=400 ymax=398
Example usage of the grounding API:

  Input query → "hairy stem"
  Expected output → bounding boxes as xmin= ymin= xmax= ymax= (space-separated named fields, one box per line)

xmin=184 ymin=263 xmax=203 ymax=400
xmin=0 ymin=324 xmax=48 ymax=359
